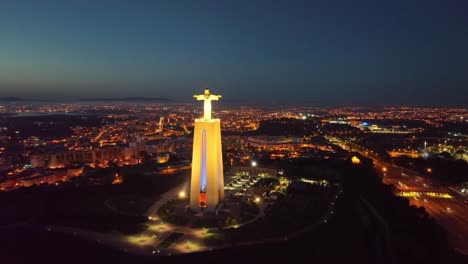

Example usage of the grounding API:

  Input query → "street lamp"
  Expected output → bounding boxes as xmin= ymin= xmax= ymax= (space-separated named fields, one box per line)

xmin=179 ymin=191 xmax=186 ymax=199
xmin=427 ymin=168 xmax=432 ymax=173
xmin=251 ymin=161 xmax=257 ymax=167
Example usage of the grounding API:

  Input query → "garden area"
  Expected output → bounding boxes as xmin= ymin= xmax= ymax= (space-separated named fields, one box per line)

xmin=105 ymin=195 xmax=156 ymax=216
xmin=221 ymin=180 xmax=338 ymax=243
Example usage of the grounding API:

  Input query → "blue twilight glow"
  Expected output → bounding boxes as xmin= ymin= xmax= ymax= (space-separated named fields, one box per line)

xmin=200 ymin=129 xmax=207 ymax=192
xmin=0 ymin=1 xmax=467 ymax=105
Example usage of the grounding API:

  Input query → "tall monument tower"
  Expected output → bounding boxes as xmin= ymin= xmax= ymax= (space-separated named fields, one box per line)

xmin=190 ymin=89 xmax=224 ymax=212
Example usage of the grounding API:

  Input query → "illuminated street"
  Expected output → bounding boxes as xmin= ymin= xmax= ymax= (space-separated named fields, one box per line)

xmin=375 ymin=161 xmax=468 ymax=255
xmin=333 ymin=137 xmax=468 ymax=255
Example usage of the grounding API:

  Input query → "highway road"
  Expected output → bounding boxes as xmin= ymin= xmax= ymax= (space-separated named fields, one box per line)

xmin=374 ymin=160 xmax=468 ymax=255
xmin=329 ymin=136 xmax=468 ymax=255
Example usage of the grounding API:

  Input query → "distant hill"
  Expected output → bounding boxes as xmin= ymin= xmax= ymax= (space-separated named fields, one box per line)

xmin=0 ymin=97 xmax=42 ymax=102
xmin=77 ymin=97 xmax=174 ymax=102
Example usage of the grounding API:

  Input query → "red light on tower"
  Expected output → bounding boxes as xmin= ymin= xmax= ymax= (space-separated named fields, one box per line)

xmin=199 ymin=192 xmax=206 ymax=207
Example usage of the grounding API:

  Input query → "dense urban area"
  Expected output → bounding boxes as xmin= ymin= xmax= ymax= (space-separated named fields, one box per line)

xmin=0 ymin=100 xmax=467 ymax=263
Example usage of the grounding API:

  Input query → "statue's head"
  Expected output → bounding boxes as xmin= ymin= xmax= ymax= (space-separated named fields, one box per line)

xmin=204 ymin=89 xmax=211 ymax=99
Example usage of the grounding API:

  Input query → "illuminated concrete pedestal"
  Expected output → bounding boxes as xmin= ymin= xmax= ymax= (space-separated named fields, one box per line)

xmin=190 ymin=89 xmax=224 ymax=213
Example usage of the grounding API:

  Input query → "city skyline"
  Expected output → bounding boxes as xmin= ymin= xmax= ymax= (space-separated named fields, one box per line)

xmin=1 ymin=1 xmax=467 ymax=262
xmin=1 ymin=0 xmax=468 ymax=106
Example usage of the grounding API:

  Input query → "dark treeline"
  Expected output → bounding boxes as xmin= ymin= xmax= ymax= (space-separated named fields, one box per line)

xmin=393 ymin=156 xmax=468 ymax=185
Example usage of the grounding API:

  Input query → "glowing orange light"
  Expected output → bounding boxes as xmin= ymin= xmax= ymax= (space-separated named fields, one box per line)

xmin=351 ymin=156 xmax=360 ymax=164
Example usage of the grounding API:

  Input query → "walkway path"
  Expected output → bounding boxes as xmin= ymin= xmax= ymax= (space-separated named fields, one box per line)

xmin=145 ymin=183 xmax=186 ymax=217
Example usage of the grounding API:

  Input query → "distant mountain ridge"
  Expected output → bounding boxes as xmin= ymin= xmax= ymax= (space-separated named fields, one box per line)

xmin=0 ymin=96 xmax=175 ymax=103
xmin=77 ymin=97 xmax=174 ymax=102
xmin=0 ymin=97 xmax=42 ymax=102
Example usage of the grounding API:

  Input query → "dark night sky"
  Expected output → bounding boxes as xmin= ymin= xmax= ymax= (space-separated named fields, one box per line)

xmin=0 ymin=0 xmax=467 ymax=105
